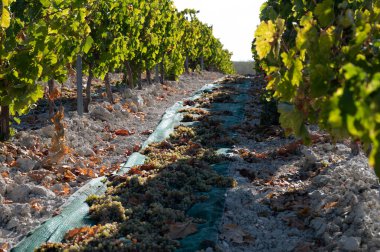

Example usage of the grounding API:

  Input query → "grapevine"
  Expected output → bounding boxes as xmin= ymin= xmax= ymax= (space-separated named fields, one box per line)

xmin=253 ymin=0 xmax=380 ymax=175
xmin=0 ymin=0 xmax=234 ymax=140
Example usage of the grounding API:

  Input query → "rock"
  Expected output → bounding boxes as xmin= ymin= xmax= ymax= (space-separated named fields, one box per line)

xmin=0 ymin=175 xmax=6 ymax=195
xmin=40 ymin=125 xmax=55 ymax=138
xmin=18 ymin=132 xmax=37 ymax=149
xmin=178 ymin=83 xmax=186 ymax=89
xmin=51 ymin=183 xmax=63 ymax=192
xmin=0 ymin=204 xmax=12 ymax=224
xmin=367 ymin=238 xmax=380 ymax=250
xmin=123 ymin=88 xmax=133 ymax=98
xmin=335 ymin=143 xmax=351 ymax=155
xmin=129 ymin=103 xmax=138 ymax=113
xmin=89 ymin=123 xmax=103 ymax=132
xmin=6 ymin=155 xmax=14 ymax=162
xmin=13 ymin=174 xmax=29 ymax=184
xmin=323 ymin=143 xmax=334 ymax=152
xmin=121 ymin=109 xmax=130 ymax=117
xmin=135 ymin=95 xmax=145 ymax=109
xmin=313 ymin=175 xmax=330 ymax=187
xmin=77 ymin=146 xmax=96 ymax=157
xmin=90 ymin=105 xmax=113 ymax=121
xmin=113 ymin=104 xmax=122 ymax=111
xmin=0 ymin=194 xmax=3 ymax=203
xmin=6 ymin=218 xmax=19 ymax=229
xmin=7 ymin=184 xmax=31 ymax=202
xmin=16 ymin=157 xmax=37 ymax=172
xmin=0 ymin=155 xmax=5 ymax=164
xmin=143 ymin=95 xmax=154 ymax=107
xmin=339 ymin=236 xmax=361 ymax=251
xmin=308 ymin=190 xmax=324 ymax=199
xmin=115 ymin=145 xmax=126 ymax=155
xmin=30 ymin=185 xmax=55 ymax=198
xmin=300 ymin=146 xmax=318 ymax=168
xmin=310 ymin=218 xmax=326 ymax=234
xmin=14 ymin=203 xmax=30 ymax=216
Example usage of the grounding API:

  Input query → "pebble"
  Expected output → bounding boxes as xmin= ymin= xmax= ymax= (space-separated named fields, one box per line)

xmin=0 ymin=175 xmax=6 ymax=195
xmin=339 ymin=236 xmax=361 ymax=251
xmin=7 ymin=184 xmax=31 ymax=202
xmin=77 ymin=146 xmax=96 ymax=157
xmin=30 ymin=185 xmax=55 ymax=198
xmin=90 ymin=105 xmax=113 ymax=121
xmin=16 ymin=157 xmax=37 ymax=172
xmin=40 ymin=125 xmax=55 ymax=138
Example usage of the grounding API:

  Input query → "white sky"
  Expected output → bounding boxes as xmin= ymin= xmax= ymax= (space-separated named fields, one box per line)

xmin=173 ymin=0 xmax=266 ymax=61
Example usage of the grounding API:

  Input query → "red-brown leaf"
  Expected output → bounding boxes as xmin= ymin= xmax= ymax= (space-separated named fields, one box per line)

xmin=115 ymin=129 xmax=133 ymax=136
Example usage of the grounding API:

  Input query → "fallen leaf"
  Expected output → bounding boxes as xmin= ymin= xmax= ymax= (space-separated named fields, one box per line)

xmin=297 ymin=207 xmax=311 ymax=217
xmin=128 ymin=166 xmax=142 ymax=175
xmin=89 ymin=156 xmax=102 ymax=164
xmin=276 ymin=141 xmax=302 ymax=156
xmin=221 ymin=223 xmax=254 ymax=244
xmin=105 ymin=145 xmax=116 ymax=152
xmin=238 ymin=169 xmax=256 ymax=182
xmin=168 ymin=222 xmax=198 ymax=240
xmin=48 ymin=85 xmax=61 ymax=101
xmin=31 ymin=202 xmax=43 ymax=211
xmin=53 ymin=208 xmax=61 ymax=216
xmin=133 ymin=143 xmax=141 ymax=152
xmin=28 ymin=170 xmax=52 ymax=182
xmin=64 ymin=170 xmax=77 ymax=181
xmin=8 ymin=160 xmax=17 ymax=167
xmin=105 ymin=104 xmax=114 ymax=112
xmin=125 ymin=149 xmax=132 ymax=156
xmin=99 ymin=165 xmax=108 ymax=176
xmin=295 ymin=242 xmax=312 ymax=252
xmin=65 ymin=226 xmax=100 ymax=243
xmin=1 ymin=171 xmax=9 ymax=178
xmin=323 ymin=201 xmax=338 ymax=209
xmin=141 ymin=129 xmax=153 ymax=135
xmin=140 ymin=163 xmax=157 ymax=171
xmin=76 ymin=168 xmax=97 ymax=178
xmin=183 ymin=100 xmax=196 ymax=106
xmin=282 ymin=217 xmax=305 ymax=230
xmin=115 ymin=129 xmax=134 ymax=136
xmin=0 ymin=243 xmax=9 ymax=252
xmin=58 ymin=183 xmax=71 ymax=196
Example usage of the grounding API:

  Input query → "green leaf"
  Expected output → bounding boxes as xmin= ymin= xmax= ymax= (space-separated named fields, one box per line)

xmin=13 ymin=117 xmax=21 ymax=124
xmin=278 ymin=102 xmax=305 ymax=136
xmin=314 ymin=0 xmax=334 ymax=27
xmin=83 ymin=36 xmax=94 ymax=54
xmin=39 ymin=0 xmax=50 ymax=7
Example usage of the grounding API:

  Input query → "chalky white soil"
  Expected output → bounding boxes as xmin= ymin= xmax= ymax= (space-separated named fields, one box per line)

xmin=218 ymin=76 xmax=380 ymax=252
xmin=0 ymin=72 xmax=223 ymax=250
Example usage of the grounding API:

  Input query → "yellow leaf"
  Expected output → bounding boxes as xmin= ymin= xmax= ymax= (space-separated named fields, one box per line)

xmin=1 ymin=7 xmax=10 ymax=29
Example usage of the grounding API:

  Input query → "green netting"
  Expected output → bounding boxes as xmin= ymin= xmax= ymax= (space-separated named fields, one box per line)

xmin=13 ymin=178 xmax=106 ymax=252
xmin=13 ymin=80 xmax=251 ymax=252
xmin=177 ymin=82 xmax=251 ymax=251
